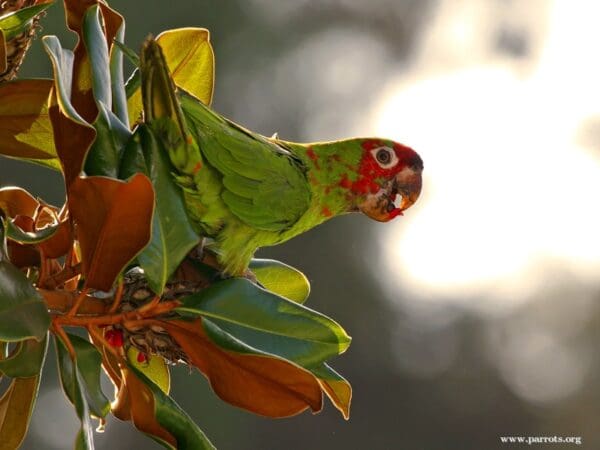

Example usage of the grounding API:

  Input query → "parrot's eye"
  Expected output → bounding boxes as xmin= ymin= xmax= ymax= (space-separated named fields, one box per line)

xmin=371 ymin=147 xmax=398 ymax=169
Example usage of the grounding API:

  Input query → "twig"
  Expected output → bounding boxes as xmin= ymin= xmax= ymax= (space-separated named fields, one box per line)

xmin=56 ymin=300 xmax=181 ymax=327
xmin=107 ymin=280 xmax=124 ymax=314
xmin=51 ymin=320 xmax=76 ymax=359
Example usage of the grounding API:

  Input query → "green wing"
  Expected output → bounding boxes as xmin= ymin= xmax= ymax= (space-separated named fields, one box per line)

xmin=180 ymin=93 xmax=311 ymax=231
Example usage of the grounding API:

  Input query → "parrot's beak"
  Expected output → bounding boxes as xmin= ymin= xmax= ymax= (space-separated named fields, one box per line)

xmin=395 ymin=166 xmax=422 ymax=212
xmin=357 ymin=165 xmax=422 ymax=222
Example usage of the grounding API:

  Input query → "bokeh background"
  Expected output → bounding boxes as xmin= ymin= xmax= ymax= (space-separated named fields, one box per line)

xmin=1 ymin=0 xmax=598 ymax=448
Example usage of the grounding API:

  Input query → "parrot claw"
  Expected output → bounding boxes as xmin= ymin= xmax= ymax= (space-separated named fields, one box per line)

xmin=187 ymin=238 xmax=206 ymax=263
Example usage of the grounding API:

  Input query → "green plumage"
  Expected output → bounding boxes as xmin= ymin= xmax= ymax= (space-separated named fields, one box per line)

xmin=139 ymin=38 xmax=421 ymax=276
xmin=172 ymin=92 xmax=361 ymax=275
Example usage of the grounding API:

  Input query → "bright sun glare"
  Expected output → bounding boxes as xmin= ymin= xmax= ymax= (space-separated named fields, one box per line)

xmin=373 ymin=0 xmax=600 ymax=312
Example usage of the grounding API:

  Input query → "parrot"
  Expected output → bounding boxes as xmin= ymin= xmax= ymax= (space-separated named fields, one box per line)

xmin=140 ymin=39 xmax=423 ymax=276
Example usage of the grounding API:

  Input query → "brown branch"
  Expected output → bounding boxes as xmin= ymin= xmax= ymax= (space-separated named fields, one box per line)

xmin=51 ymin=321 xmax=76 ymax=359
xmin=55 ymin=300 xmax=181 ymax=327
xmin=41 ymin=289 xmax=108 ymax=315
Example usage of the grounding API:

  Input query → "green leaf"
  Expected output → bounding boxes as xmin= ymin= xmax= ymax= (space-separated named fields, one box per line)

xmin=176 ymin=278 xmax=351 ymax=367
xmin=69 ymin=334 xmax=110 ymax=419
xmin=127 ymin=29 xmax=214 ymax=125
xmin=310 ymin=362 xmax=352 ymax=420
xmin=82 ymin=4 xmax=111 ymax=108
xmin=54 ymin=335 xmax=96 ymax=450
xmin=120 ymin=125 xmax=199 ymax=294
xmin=110 ymin=28 xmax=129 ymax=127
xmin=0 ymin=2 xmax=53 ymax=40
xmin=129 ymin=365 xmax=216 ymax=450
xmin=42 ymin=35 xmax=89 ymax=125
xmin=84 ymin=102 xmax=132 ymax=177
xmin=126 ymin=347 xmax=170 ymax=395
xmin=249 ymin=258 xmax=310 ymax=303
xmin=0 ymin=79 xmax=60 ymax=170
xmin=0 ymin=375 xmax=43 ymax=450
xmin=0 ymin=251 xmax=50 ymax=342
xmin=155 ymin=28 xmax=214 ymax=105
xmin=0 ymin=334 xmax=48 ymax=377
xmin=6 ymin=218 xmax=59 ymax=244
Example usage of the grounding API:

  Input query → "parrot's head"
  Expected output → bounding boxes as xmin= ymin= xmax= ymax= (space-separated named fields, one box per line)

xmin=349 ymin=139 xmax=423 ymax=222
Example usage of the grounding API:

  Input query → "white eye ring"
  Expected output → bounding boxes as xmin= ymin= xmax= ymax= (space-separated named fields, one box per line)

xmin=370 ymin=146 xmax=398 ymax=169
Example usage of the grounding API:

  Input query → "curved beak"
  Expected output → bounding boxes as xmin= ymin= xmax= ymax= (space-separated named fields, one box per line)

xmin=356 ymin=165 xmax=423 ymax=222
xmin=396 ymin=166 xmax=422 ymax=212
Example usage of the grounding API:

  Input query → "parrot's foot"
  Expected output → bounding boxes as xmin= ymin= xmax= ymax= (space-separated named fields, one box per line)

xmin=188 ymin=238 xmax=205 ymax=262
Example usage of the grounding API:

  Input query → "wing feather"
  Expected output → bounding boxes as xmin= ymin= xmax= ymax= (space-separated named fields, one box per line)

xmin=181 ymin=93 xmax=311 ymax=231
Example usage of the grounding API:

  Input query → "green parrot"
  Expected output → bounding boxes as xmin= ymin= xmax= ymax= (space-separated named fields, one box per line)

xmin=140 ymin=39 xmax=423 ymax=276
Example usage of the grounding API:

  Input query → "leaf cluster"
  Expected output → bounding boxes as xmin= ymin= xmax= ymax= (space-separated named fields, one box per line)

xmin=0 ymin=2 xmax=352 ymax=449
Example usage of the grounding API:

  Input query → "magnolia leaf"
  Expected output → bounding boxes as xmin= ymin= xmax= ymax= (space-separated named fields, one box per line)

xmin=0 ymin=2 xmax=53 ymax=40
xmin=84 ymin=101 xmax=132 ymax=178
xmin=0 ymin=334 xmax=48 ymax=378
xmin=126 ymin=347 xmax=170 ymax=395
xmin=81 ymin=4 xmax=111 ymax=108
xmin=162 ymin=318 xmax=323 ymax=418
xmin=127 ymin=28 xmax=214 ymax=125
xmin=63 ymin=0 xmax=124 ymax=123
xmin=110 ymin=24 xmax=129 ymax=126
xmin=0 ymin=187 xmax=38 ymax=218
xmin=43 ymin=36 xmax=96 ymax=186
xmin=129 ymin=365 xmax=216 ymax=449
xmin=310 ymin=363 xmax=352 ymax=420
xmin=113 ymin=363 xmax=215 ymax=449
xmin=54 ymin=335 xmax=94 ymax=450
xmin=0 ymin=227 xmax=50 ymax=340
xmin=176 ymin=278 xmax=351 ymax=367
xmin=68 ymin=173 xmax=154 ymax=291
xmin=6 ymin=218 xmax=59 ymax=244
xmin=0 ymin=79 xmax=59 ymax=169
xmin=155 ymin=28 xmax=214 ymax=105
xmin=249 ymin=258 xmax=311 ymax=303
xmin=67 ymin=334 xmax=110 ymax=419
xmin=0 ymin=375 xmax=42 ymax=450
xmin=120 ymin=124 xmax=199 ymax=294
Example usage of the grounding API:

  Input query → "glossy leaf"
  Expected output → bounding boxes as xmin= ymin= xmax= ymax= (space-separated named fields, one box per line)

xmin=81 ymin=5 xmax=111 ymax=108
xmin=54 ymin=335 xmax=94 ymax=449
xmin=68 ymin=173 xmax=154 ymax=291
xmin=0 ymin=187 xmax=38 ymax=218
xmin=63 ymin=0 xmax=123 ymax=123
xmin=249 ymin=258 xmax=311 ymax=303
xmin=127 ymin=365 xmax=216 ymax=449
xmin=0 ymin=375 xmax=42 ymax=450
xmin=162 ymin=318 xmax=323 ymax=418
xmin=110 ymin=22 xmax=128 ymax=126
xmin=68 ymin=334 xmax=110 ymax=419
xmin=111 ymin=365 xmax=175 ymax=447
xmin=156 ymin=28 xmax=214 ymax=104
xmin=6 ymin=218 xmax=59 ymax=244
xmin=0 ymin=257 xmax=50 ymax=341
xmin=84 ymin=101 xmax=132 ymax=177
xmin=0 ymin=334 xmax=48 ymax=377
xmin=0 ymin=80 xmax=60 ymax=170
xmin=0 ymin=2 xmax=53 ymax=40
xmin=127 ymin=28 xmax=214 ymax=125
xmin=43 ymin=35 xmax=96 ymax=186
xmin=126 ymin=347 xmax=170 ymax=395
xmin=311 ymin=363 xmax=352 ymax=420
xmin=120 ymin=125 xmax=199 ymax=294
xmin=176 ymin=278 xmax=351 ymax=367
